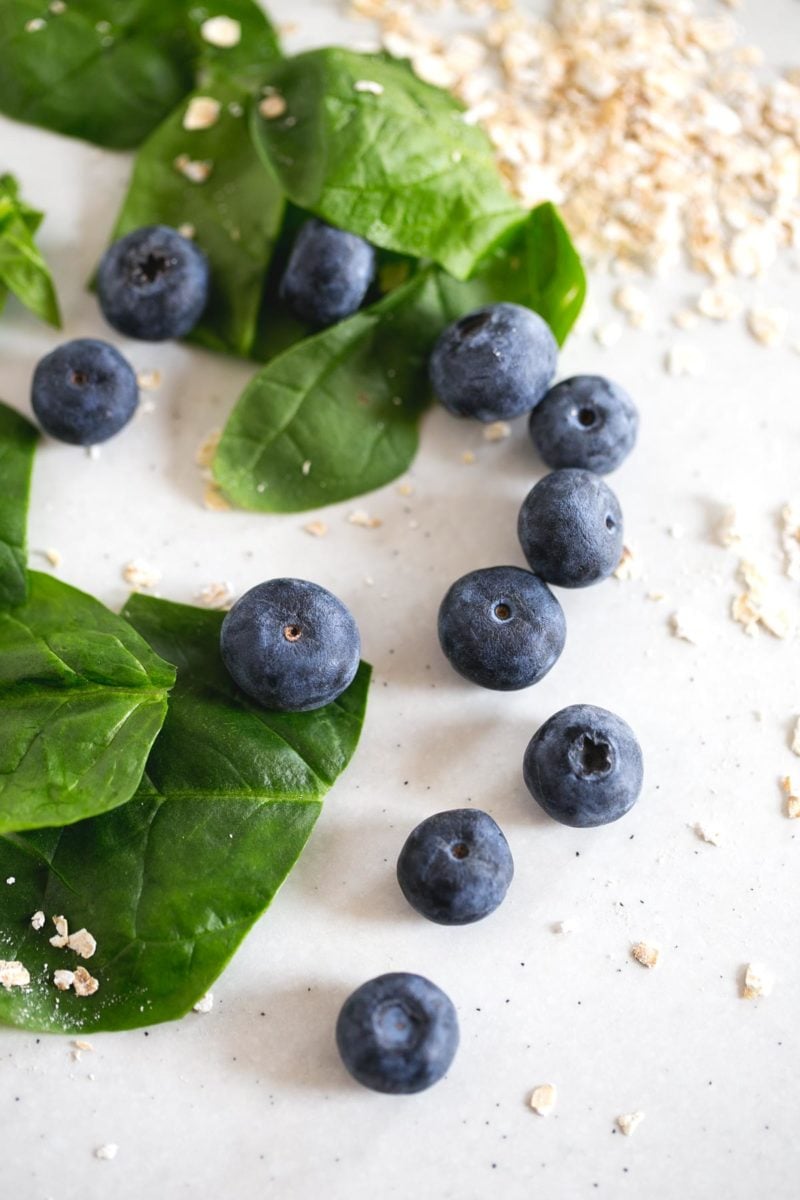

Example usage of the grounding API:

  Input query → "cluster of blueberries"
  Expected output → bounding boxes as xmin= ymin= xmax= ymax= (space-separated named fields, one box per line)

xmin=30 ymin=217 xmax=374 ymax=446
xmin=23 ymin=218 xmax=645 ymax=1097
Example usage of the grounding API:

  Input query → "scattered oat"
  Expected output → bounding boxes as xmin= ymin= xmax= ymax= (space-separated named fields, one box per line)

xmin=50 ymin=914 xmax=69 ymax=948
xmin=74 ymin=1040 xmax=93 ymax=1052
xmin=780 ymin=504 xmax=800 ymax=580
xmin=66 ymin=929 xmax=97 ymax=960
xmin=742 ymin=963 xmax=774 ymax=999
xmin=593 ymin=322 xmax=623 ymax=349
xmin=203 ymin=482 xmax=231 ymax=512
xmin=747 ymin=305 xmax=788 ymax=347
xmin=31 ymin=910 xmax=45 ymax=931
xmin=666 ymin=344 xmax=705 ymax=377
xmin=94 ymin=1144 xmax=118 ymax=1162
xmin=86 ymin=445 xmax=101 ymax=460
xmin=647 ymin=590 xmax=666 ymax=602
xmin=196 ymin=430 xmax=221 ymax=469
xmin=200 ymin=15 xmax=241 ymax=47
xmin=697 ymin=284 xmax=741 ymax=321
xmin=717 ymin=506 xmax=743 ymax=548
xmin=483 ymin=421 xmax=511 ymax=442
xmin=6 ymin=877 xmax=14 ymax=885
xmin=630 ymin=941 xmax=660 ymax=969
xmin=173 ymin=154 xmax=213 ymax=184
xmin=25 ymin=17 xmax=46 ymax=32
xmin=780 ymin=776 xmax=800 ymax=818
xmin=790 ymin=718 xmax=800 ymax=758
xmin=668 ymin=523 xmax=685 ymax=540
xmin=73 ymin=967 xmax=99 ymax=997
xmin=303 ymin=521 xmax=329 ymax=538
xmin=672 ymin=309 xmax=700 ymax=332
xmin=354 ymin=79 xmax=385 ymax=95
xmin=529 ymin=1084 xmax=557 ymax=1116
xmin=301 ymin=460 xmax=312 ymax=476
xmin=694 ymin=822 xmax=721 ymax=846
xmin=178 ymin=223 xmax=196 ymax=240
xmin=196 ymin=581 xmax=235 ymax=609
xmin=396 ymin=481 xmax=415 ymax=497
xmin=348 ymin=510 xmax=383 ymax=529
xmin=617 ymin=1111 xmax=646 ymax=1137
xmin=122 ymin=560 xmax=161 ymax=591
xmin=669 ymin=610 xmax=700 ymax=644
xmin=462 ymin=450 xmax=477 ymax=465
xmin=613 ymin=545 xmax=641 ymax=582
xmin=259 ymin=94 xmax=287 ymax=119
xmin=53 ymin=969 xmax=74 ymax=991
xmin=49 ymin=0 xmax=66 ymax=11
xmin=193 ymin=992 xmax=214 ymax=1014
xmin=183 ymin=96 xmax=221 ymax=131
xmin=613 ymin=285 xmax=649 ymax=327
xmin=732 ymin=559 xmax=794 ymax=639
xmin=0 ymin=961 xmax=30 ymax=990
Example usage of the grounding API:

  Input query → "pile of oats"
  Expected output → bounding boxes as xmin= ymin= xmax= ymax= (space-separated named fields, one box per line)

xmin=352 ymin=0 xmax=799 ymax=284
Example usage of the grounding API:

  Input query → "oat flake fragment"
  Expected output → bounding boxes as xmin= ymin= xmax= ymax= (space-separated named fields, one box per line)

xmin=259 ymin=94 xmax=287 ymax=119
xmin=631 ymin=942 xmax=660 ymax=969
xmin=200 ymin=16 xmax=241 ymax=47
xmin=53 ymin=969 xmax=74 ymax=992
xmin=348 ymin=510 xmax=382 ymax=529
xmin=461 ymin=450 xmax=477 ymax=465
xmin=25 ymin=17 xmax=46 ymax=31
xmin=196 ymin=581 xmax=235 ymax=610
xmin=183 ymin=96 xmax=221 ymax=131
xmin=697 ymin=284 xmax=741 ymax=321
xmin=0 ymin=961 xmax=30 ymax=990
xmin=694 ymin=822 xmax=721 ymax=846
xmin=193 ymin=992 xmax=214 ymax=1014
xmin=613 ymin=546 xmax=641 ymax=582
xmin=780 ymin=776 xmax=800 ymax=818
xmin=31 ymin=910 xmax=46 ymax=931
xmin=73 ymin=967 xmax=100 ymax=997
xmin=196 ymin=429 xmax=221 ymax=469
xmin=301 ymin=460 xmax=312 ymax=476
xmin=174 ymin=154 xmax=213 ymax=184
xmin=554 ymin=918 xmax=578 ymax=934
xmin=303 ymin=521 xmax=329 ymax=538
xmin=593 ymin=322 xmax=623 ymax=349
xmin=742 ymin=963 xmax=774 ymax=999
xmin=94 ymin=1144 xmax=118 ymax=1162
xmin=747 ymin=306 xmax=788 ymax=347
xmin=529 ymin=1083 xmax=557 ymax=1116
xmin=617 ymin=1111 xmax=646 ymax=1137
xmin=354 ymin=80 xmax=385 ymax=95
xmin=780 ymin=504 xmax=800 ymax=580
xmin=50 ymin=914 xmax=69 ymax=948
xmin=122 ymin=560 xmax=161 ymax=591
xmin=66 ymin=929 xmax=97 ymax=960
xmin=717 ymin=506 xmax=743 ymax=548
xmin=669 ymin=610 xmax=700 ymax=644
xmin=203 ymin=483 xmax=231 ymax=512
xmin=666 ymin=344 xmax=705 ymax=377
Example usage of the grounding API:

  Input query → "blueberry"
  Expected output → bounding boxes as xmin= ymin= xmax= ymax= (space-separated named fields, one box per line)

xmin=397 ymin=809 xmax=514 ymax=925
xmin=438 ymin=566 xmax=566 ymax=690
xmin=336 ymin=972 xmax=459 ymax=1094
xmin=220 ymin=578 xmax=360 ymax=712
xmin=97 ymin=224 xmax=210 ymax=341
xmin=31 ymin=338 xmax=138 ymax=445
xmin=529 ymin=375 xmax=639 ymax=474
xmin=429 ymin=302 xmax=558 ymax=422
xmin=279 ymin=218 xmax=376 ymax=327
xmin=523 ymin=704 xmax=643 ymax=827
xmin=517 ymin=469 xmax=623 ymax=588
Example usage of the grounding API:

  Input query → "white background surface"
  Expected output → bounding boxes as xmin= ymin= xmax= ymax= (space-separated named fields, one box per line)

xmin=1 ymin=1 xmax=800 ymax=1197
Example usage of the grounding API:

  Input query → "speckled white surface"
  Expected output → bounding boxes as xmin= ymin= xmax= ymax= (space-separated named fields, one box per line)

xmin=1 ymin=2 xmax=800 ymax=1197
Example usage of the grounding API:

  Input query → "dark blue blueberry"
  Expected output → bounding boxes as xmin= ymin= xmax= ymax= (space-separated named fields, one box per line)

xmin=429 ymin=302 xmax=558 ymax=422
xmin=529 ymin=375 xmax=639 ymax=474
xmin=397 ymin=808 xmax=514 ymax=925
xmin=31 ymin=338 xmax=138 ymax=445
xmin=336 ymin=972 xmax=459 ymax=1094
xmin=438 ymin=566 xmax=566 ymax=690
xmin=279 ymin=218 xmax=376 ymax=327
xmin=517 ymin=469 xmax=623 ymax=588
xmin=97 ymin=224 xmax=210 ymax=341
xmin=220 ymin=578 xmax=360 ymax=712
xmin=523 ymin=704 xmax=643 ymax=828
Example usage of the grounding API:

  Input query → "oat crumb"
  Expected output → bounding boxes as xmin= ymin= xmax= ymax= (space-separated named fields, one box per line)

xmin=203 ymin=483 xmax=231 ymax=512
xmin=747 ymin=305 xmax=788 ymax=347
xmin=53 ymin=969 xmax=75 ymax=991
xmin=614 ymin=545 xmax=641 ymax=581
xmin=697 ymin=284 xmax=741 ymax=321
xmin=73 ymin=966 xmax=100 ymax=997
xmin=183 ymin=96 xmax=221 ymax=131
xmin=669 ymin=610 xmax=700 ymax=644
xmin=259 ymin=94 xmax=287 ymax=119
xmin=200 ymin=15 xmax=241 ymax=47
xmin=594 ymin=322 xmax=623 ymax=349
xmin=348 ymin=510 xmax=383 ymax=529
xmin=49 ymin=914 xmax=69 ymax=948
xmin=396 ymin=481 xmax=415 ymax=497
xmin=354 ymin=80 xmax=385 ymax=95
xmin=631 ymin=941 xmax=660 ymax=969
xmin=780 ymin=503 xmax=800 ymax=580
xmin=66 ymin=928 xmax=97 ymax=960
xmin=173 ymin=154 xmax=213 ymax=184
xmin=529 ymin=1083 xmax=557 ymax=1116
xmin=672 ymin=310 xmax=700 ymax=332
xmin=196 ymin=430 xmax=221 ymax=469
xmin=666 ymin=344 xmax=705 ymax=377
xmin=193 ymin=992 xmax=214 ymax=1014
xmin=301 ymin=460 xmax=312 ymax=476
xmin=694 ymin=822 xmax=721 ymax=846
xmin=781 ymin=776 xmax=800 ymax=819
xmin=483 ymin=421 xmax=511 ymax=442
xmin=303 ymin=521 xmax=329 ymax=538
xmin=122 ymin=560 xmax=161 ymax=591
xmin=742 ymin=963 xmax=774 ymax=999
xmin=25 ymin=17 xmax=46 ymax=31
xmin=462 ymin=450 xmax=477 ymax=465
xmin=196 ymin=581 xmax=235 ymax=609
xmin=0 ymin=961 xmax=30 ymax=990
xmin=717 ymin=506 xmax=743 ymax=548
xmin=94 ymin=1144 xmax=118 ymax=1162
xmin=178 ymin=223 xmax=196 ymax=240
xmin=617 ymin=1111 xmax=646 ymax=1137
xmin=74 ymin=1040 xmax=93 ymax=1052
xmin=31 ymin=910 xmax=46 ymax=931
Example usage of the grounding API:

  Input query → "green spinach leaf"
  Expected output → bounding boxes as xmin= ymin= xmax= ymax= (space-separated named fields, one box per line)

xmin=0 ymin=594 xmax=370 ymax=1032
xmin=0 ymin=403 xmax=37 ymax=610
xmin=107 ymin=75 xmax=284 ymax=358
xmin=250 ymin=48 xmax=522 ymax=281
xmin=0 ymin=175 xmax=60 ymax=328
xmin=0 ymin=1 xmax=281 ymax=150
xmin=0 ymin=572 xmax=176 ymax=834
xmin=213 ymin=269 xmax=441 ymax=512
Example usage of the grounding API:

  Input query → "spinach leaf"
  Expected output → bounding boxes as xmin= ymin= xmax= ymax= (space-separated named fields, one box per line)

xmin=0 ymin=403 xmax=37 ymax=610
xmin=0 ymin=1 xmax=281 ymax=150
xmin=213 ymin=269 xmax=442 ymax=512
xmin=106 ymin=75 xmax=284 ymax=358
xmin=0 ymin=175 xmax=60 ymax=328
xmin=0 ymin=595 xmax=370 ymax=1033
xmin=250 ymin=48 xmax=521 ymax=281
xmin=213 ymin=205 xmax=585 ymax=511
xmin=0 ymin=572 xmax=176 ymax=835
